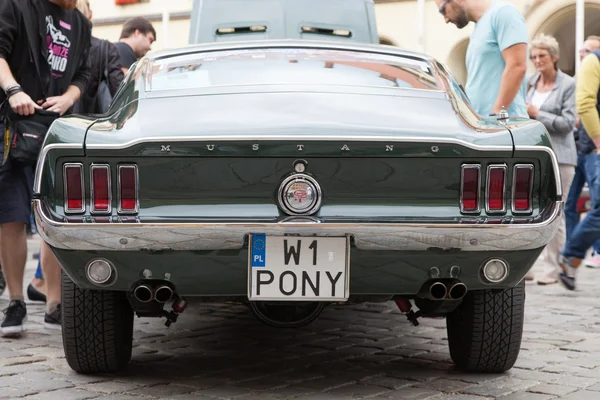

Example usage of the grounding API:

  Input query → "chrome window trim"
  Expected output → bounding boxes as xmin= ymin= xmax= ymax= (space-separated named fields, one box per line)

xmin=460 ymin=164 xmax=481 ymax=214
xmin=63 ymin=163 xmax=85 ymax=214
xmin=117 ymin=165 xmax=139 ymax=214
xmin=90 ymin=164 xmax=112 ymax=215
xmin=512 ymin=164 xmax=534 ymax=215
xmin=485 ymin=164 xmax=507 ymax=214
xmin=84 ymin=135 xmax=515 ymax=150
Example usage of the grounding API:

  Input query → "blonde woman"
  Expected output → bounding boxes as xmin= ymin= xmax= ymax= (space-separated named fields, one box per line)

xmin=525 ymin=34 xmax=577 ymax=284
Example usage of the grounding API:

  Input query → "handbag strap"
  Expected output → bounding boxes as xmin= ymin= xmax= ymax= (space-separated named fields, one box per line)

xmin=91 ymin=39 xmax=110 ymax=112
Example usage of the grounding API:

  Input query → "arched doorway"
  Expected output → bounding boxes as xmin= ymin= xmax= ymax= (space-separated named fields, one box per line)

xmin=529 ymin=1 xmax=600 ymax=76
xmin=446 ymin=38 xmax=469 ymax=86
xmin=379 ymin=36 xmax=398 ymax=46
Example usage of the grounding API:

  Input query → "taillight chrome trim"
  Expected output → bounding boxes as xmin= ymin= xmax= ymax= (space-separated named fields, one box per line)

xmin=63 ymin=163 xmax=85 ymax=214
xmin=460 ymin=164 xmax=481 ymax=214
xmin=90 ymin=164 xmax=112 ymax=215
xmin=485 ymin=164 xmax=507 ymax=214
xmin=512 ymin=164 xmax=534 ymax=214
xmin=117 ymin=164 xmax=139 ymax=214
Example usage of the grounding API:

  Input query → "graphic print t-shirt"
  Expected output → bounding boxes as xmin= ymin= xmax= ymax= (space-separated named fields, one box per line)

xmin=43 ymin=0 xmax=76 ymax=96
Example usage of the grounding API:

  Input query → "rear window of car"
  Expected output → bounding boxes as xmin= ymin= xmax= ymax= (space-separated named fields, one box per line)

xmin=148 ymin=48 xmax=440 ymax=92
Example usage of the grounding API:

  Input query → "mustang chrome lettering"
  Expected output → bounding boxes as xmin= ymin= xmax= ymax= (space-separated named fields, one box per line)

xmin=297 ymin=144 xmax=304 ymax=151
xmin=341 ymin=144 xmax=350 ymax=151
xmin=386 ymin=145 xmax=393 ymax=151
xmin=252 ymin=144 xmax=259 ymax=151
xmin=206 ymin=144 xmax=215 ymax=151
xmin=161 ymin=145 xmax=170 ymax=152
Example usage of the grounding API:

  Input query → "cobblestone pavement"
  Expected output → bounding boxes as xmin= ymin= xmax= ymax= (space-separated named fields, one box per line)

xmin=1 ymin=236 xmax=600 ymax=400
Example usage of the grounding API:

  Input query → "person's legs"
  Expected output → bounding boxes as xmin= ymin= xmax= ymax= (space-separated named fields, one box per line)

xmin=0 ymin=264 xmax=5 ymax=297
xmin=536 ymin=164 xmax=575 ymax=284
xmin=0 ymin=161 xmax=33 ymax=336
xmin=40 ymin=240 xmax=61 ymax=329
xmin=27 ymin=257 xmax=47 ymax=303
xmin=565 ymin=154 xmax=585 ymax=243
xmin=0 ymin=223 xmax=28 ymax=300
xmin=561 ymin=152 xmax=600 ymax=289
xmin=581 ymin=152 xmax=600 ymax=264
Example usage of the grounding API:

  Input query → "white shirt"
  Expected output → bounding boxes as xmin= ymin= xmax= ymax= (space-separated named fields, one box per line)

xmin=530 ymin=90 xmax=551 ymax=109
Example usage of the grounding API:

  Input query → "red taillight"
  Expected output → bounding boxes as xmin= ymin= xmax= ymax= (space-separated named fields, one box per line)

xmin=486 ymin=165 xmax=506 ymax=212
xmin=118 ymin=165 xmax=138 ymax=213
xmin=64 ymin=163 xmax=84 ymax=213
xmin=460 ymin=164 xmax=481 ymax=213
xmin=91 ymin=165 xmax=111 ymax=213
xmin=513 ymin=164 xmax=533 ymax=213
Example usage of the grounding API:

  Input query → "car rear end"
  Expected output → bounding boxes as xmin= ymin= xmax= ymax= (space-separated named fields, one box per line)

xmin=35 ymin=43 xmax=561 ymax=299
xmin=36 ymin=41 xmax=562 ymax=375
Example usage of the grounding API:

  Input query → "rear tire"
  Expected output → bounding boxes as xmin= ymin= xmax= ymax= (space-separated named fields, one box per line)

xmin=62 ymin=273 xmax=134 ymax=374
xmin=446 ymin=281 xmax=525 ymax=372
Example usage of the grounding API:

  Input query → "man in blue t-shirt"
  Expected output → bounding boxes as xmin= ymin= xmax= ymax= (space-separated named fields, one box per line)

xmin=435 ymin=0 xmax=528 ymax=117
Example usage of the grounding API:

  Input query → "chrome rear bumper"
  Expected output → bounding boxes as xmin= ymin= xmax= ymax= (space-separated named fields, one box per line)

xmin=33 ymin=199 xmax=561 ymax=252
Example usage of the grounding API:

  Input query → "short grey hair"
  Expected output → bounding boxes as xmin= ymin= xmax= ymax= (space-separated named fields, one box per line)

xmin=530 ymin=34 xmax=560 ymax=59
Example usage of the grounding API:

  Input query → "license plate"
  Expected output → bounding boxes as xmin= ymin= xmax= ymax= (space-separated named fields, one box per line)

xmin=248 ymin=234 xmax=349 ymax=301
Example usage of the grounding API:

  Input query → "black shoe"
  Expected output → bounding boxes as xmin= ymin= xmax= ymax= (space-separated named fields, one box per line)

xmin=0 ymin=268 xmax=6 ymax=297
xmin=559 ymin=272 xmax=575 ymax=290
xmin=27 ymin=283 xmax=47 ymax=303
xmin=558 ymin=255 xmax=580 ymax=291
xmin=44 ymin=304 xmax=61 ymax=330
xmin=1 ymin=300 xmax=27 ymax=337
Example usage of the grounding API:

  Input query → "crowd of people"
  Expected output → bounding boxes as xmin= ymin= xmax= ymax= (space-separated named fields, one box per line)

xmin=435 ymin=0 xmax=600 ymax=290
xmin=0 ymin=0 xmax=156 ymax=337
xmin=0 ymin=0 xmax=598 ymax=337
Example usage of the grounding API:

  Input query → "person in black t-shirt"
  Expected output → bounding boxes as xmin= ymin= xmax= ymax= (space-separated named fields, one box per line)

xmin=114 ymin=17 xmax=156 ymax=75
xmin=72 ymin=0 xmax=124 ymax=114
xmin=0 ymin=0 xmax=91 ymax=337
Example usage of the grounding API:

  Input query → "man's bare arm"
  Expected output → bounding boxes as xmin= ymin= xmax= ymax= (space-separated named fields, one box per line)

xmin=0 ymin=57 xmax=18 ymax=90
xmin=0 ymin=58 xmax=41 ymax=115
xmin=492 ymin=43 xmax=528 ymax=115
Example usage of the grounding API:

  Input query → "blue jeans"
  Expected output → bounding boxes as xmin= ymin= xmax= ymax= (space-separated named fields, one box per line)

xmin=35 ymin=259 xmax=43 ymax=279
xmin=564 ymin=152 xmax=600 ymax=259
xmin=564 ymin=152 xmax=600 ymax=253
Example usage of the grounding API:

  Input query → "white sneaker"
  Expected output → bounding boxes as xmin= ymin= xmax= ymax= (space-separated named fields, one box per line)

xmin=584 ymin=253 xmax=600 ymax=268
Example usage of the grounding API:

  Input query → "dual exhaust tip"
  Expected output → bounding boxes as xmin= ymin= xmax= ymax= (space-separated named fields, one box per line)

xmin=425 ymin=280 xmax=467 ymax=301
xmin=134 ymin=284 xmax=174 ymax=303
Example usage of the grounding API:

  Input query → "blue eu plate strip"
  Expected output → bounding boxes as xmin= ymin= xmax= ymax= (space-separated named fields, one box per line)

xmin=251 ymin=234 xmax=266 ymax=267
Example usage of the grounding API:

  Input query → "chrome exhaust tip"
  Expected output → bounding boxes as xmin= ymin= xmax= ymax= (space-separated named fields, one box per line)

xmin=429 ymin=281 xmax=448 ymax=300
xmin=154 ymin=285 xmax=174 ymax=303
xmin=448 ymin=282 xmax=468 ymax=300
xmin=133 ymin=285 xmax=153 ymax=303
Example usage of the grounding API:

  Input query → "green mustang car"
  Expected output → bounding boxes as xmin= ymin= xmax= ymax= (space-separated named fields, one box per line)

xmin=34 ymin=40 xmax=561 ymax=374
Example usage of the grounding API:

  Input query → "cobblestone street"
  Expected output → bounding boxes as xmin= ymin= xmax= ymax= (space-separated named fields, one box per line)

xmin=1 ymin=236 xmax=600 ymax=399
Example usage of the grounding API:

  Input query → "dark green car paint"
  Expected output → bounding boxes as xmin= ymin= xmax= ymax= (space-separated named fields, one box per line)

xmin=49 ymin=155 xmax=547 ymax=220
xmin=53 ymin=246 xmax=543 ymax=295
xmin=35 ymin=40 xmax=560 ymax=299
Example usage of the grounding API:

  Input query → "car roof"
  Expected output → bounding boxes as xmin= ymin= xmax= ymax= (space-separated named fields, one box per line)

xmin=188 ymin=0 xmax=379 ymax=44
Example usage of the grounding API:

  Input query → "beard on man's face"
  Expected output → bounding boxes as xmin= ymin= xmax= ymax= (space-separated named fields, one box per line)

xmin=54 ymin=0 xmax=77 ymax=10
xmin=453 ymin=9 xmax=469 ymax=29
